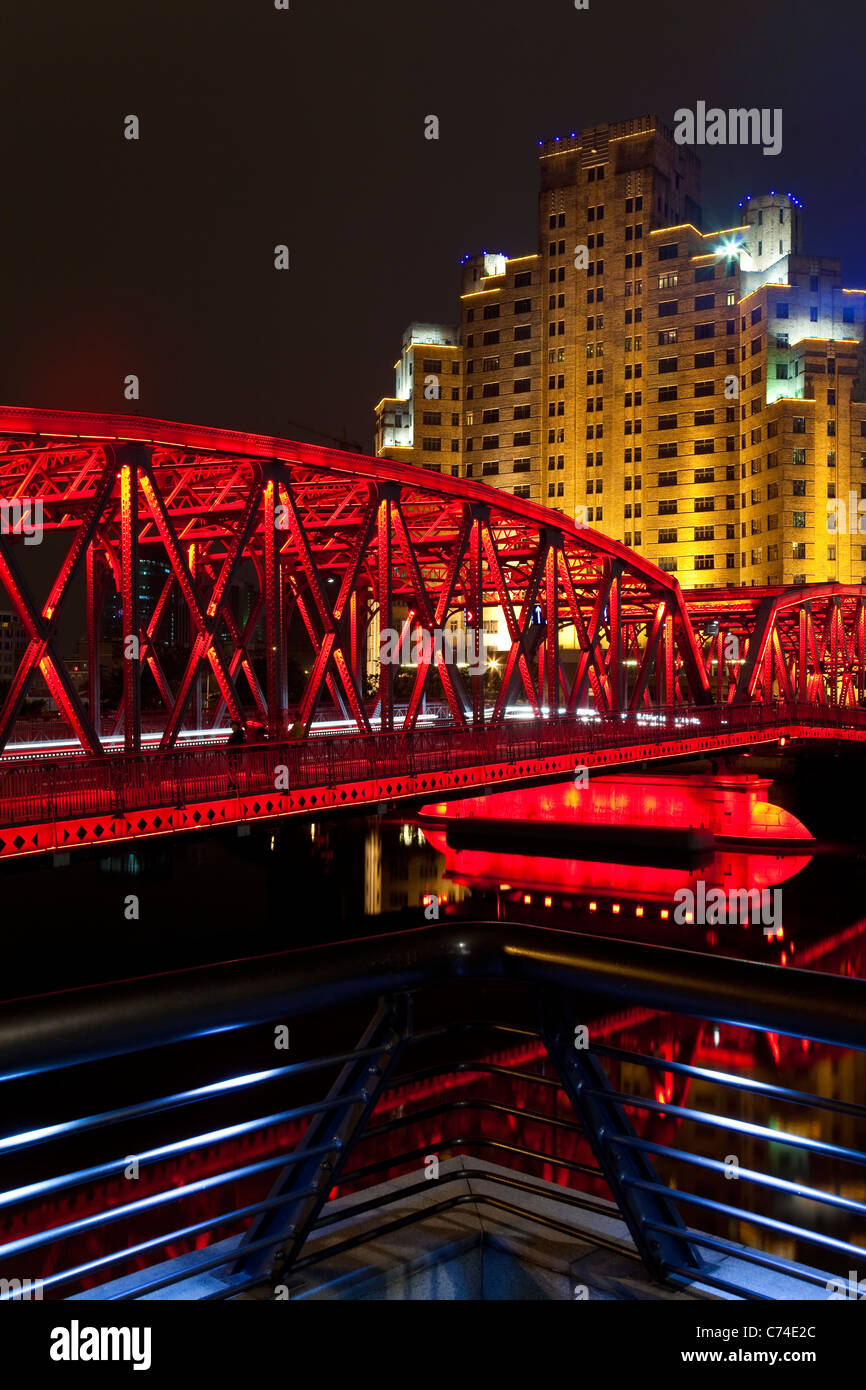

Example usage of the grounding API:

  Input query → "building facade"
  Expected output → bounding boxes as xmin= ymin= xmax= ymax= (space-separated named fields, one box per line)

xmin=374 ymin=115 xmax=866 ymax=588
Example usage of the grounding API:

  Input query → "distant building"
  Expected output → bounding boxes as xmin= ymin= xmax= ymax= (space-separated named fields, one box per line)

xmin=0 ymin=609 xmax=26 ymax=684
xmin=375 ymin=114 xmax=866 ymax=588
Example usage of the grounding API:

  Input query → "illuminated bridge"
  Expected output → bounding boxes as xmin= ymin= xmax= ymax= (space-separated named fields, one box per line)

xmin=1 ymin=405 xmax=865 ymax=859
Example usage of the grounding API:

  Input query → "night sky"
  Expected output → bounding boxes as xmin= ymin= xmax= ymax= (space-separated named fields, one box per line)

xmin=1 ymin=0 xmax=864 ymax=455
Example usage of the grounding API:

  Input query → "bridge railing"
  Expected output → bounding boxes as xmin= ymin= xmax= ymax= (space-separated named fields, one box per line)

xmin=1 ymin=922 xmax=865 ymax=1300
xmin=0 ymin=701 xmax=864 ymax=831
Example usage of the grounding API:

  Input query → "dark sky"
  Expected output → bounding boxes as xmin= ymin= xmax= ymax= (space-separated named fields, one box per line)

xmin=1 ymin=0 xmax=864 ymax=455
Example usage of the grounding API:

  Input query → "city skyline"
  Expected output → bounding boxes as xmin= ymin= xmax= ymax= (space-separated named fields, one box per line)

xmin=1 ymin=2 xmax=865 ymax=457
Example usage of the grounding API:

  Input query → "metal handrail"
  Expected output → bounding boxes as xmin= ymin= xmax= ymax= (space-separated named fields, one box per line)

xmin=3 ymin=920 xmax=866 ymax=1079
xmin=2 ymin=923 xmax=866 ymax=1301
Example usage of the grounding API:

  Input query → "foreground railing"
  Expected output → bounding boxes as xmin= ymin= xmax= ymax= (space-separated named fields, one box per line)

xmin=1 ymin=701 xmax=865 ymax=834
xmin=1 ymin=922 xmax=865 ymax=1300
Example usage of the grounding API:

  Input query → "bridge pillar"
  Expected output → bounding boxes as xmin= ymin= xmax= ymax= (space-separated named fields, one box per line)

xmin=85 ymin=543 xmax=104 ymax=741
xmin=544 ymin=534 xmax=560 ymax=713
xmin=377 ymin=485 xmax=396 ymax=732
xmin=264 ymin=478 xmax=288 ymax=738
xmin=119 ymin=454 xmax=141 ymax=753
xmin=469 ymin=507 xmax=486 ymax=728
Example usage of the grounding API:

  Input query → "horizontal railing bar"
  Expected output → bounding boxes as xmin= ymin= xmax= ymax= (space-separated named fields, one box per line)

xmin=0 ymin=1091 xmax=362 ymax=1236
xmin=611 ymin=1134 xmax=866 ymax=1219
xmin=649 ymin=1222 xmax=838 ymax=1294
xmin=582 ymin=1087 xmax=866 ymax=1165
xmin=5 ymin=919 xmax=866 ymax=1081
xmin=331 ymin=1135 xmax=604 ymax=1190
xmin=593 ymin=1041 xmax=866 ymax=1122
xmin=626 ymin=1177 xmax=866 ymax=1263
xmin=0 ymin=1049 xmax=384 ymax=1157
xmin=0 ymin=1140 xmax=339 ymax=1265
xmin=2 ymin=1178 xmax=325 ymax=1298
xmin=362 ymin=1097 xmax=585 ymax=1140
xmin=663 ymin=1262 xmax=774 ymax=1302
xmin=384 ymin=1060 xmax=560 ymax=1091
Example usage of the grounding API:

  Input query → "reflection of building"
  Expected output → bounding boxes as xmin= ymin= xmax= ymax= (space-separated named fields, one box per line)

xmin=363 ymin=821 xmax=468 ymax=916
xmin=375 ymin=115 xmax=866 ymax=588
xmin=0 ymin=609 xmax=26 ymax=682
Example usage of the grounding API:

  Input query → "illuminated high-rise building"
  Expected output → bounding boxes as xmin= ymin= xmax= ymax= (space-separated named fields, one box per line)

xmin=374 ymin=115 xmax=866 ymax=587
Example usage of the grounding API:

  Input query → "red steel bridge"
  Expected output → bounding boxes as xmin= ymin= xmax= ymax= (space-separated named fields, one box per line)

xmin=0 ymin=405 xmax=865 ymax=859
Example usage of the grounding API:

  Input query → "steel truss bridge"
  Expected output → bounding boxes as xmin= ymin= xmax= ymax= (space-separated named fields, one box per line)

xmin=0 ymin=406 xmax=865 ymax=858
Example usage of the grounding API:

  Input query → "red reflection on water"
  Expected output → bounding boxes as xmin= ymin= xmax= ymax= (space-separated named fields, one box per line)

xmin=419 ymin=773 xmax=812 ymax=902
xmin=421 ymin=773 xmax=813 ymax=842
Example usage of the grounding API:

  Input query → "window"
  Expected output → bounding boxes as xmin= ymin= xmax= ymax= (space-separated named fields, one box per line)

xmin=694 ymin=322 xmax=715 ymax=339
xmin=513 ymin=378 xmax=531 ymax=393
xmin=658 ymin=300 xmax=678 ymax=317
xmin=694 ymin=497 xmax=715 ymax=513
xmin=514 ymin=271 xmax=532 ymax=287
xmin=658 ymin=527 xmax=677 ymax=543
xmin=792 ymin=479 xmax=806 ymax=496
xmin=482 ymin=383 xmax=499 ymax=397
xmin=695 ymin=555 xmax=715 ymax=571
xmin=810 ymin=307 xmax=818 ymax=323
xmin=482 ymin=460 xmax=499 ymax=476
xmin=792 ymin=417 xmax=806 ymax=434
xmin=421 ymin=437 xmax=441 ymax=451
xmin=792 ymin=511 xmax=806 ymax=528
xmin=658 ymin=242 xmax=679 ymax=260
xmin=658 ymin=356 xmax=678 ymax=374
xmin=482 ymin=356 xmax=500 ymax=371
xmin=694 ymin=525 xmax=715 ymax=542
xmin=514 ymin=298 xmax=531 ymax=315
xmin=514 ymin=404 xmax=531 ymax=419
xmin=694 ymin=352 xmax=715 ymax=369
xmin=513 ymin=352 xmax=531 ymax=368
xmin=659 ymin=499 xmax=678 ymax=515
xmin=422 ymin=412 xmax=441 ymax=425
xmin=694 ymin=380 xmax=715 ymax=397
xmin=695 ymin=294 xmax=715 ymax=311
xmin=658 ymin=414 xmax=678 ymax=430
xmin=694 ymin=410 xmax=714 ymax=426
xmin=658 ymin=470 xmax=678 ymax=486
xmin=482 ymin=330 xmax=500 ymax=345
xmin=658 ymin=443 xmax=678 ymax=460
xmin=843 ymin=307 xmax=855 ymax=325
xmin=694 ymin=467 xmax=715 ymax=483
xmin=658 ymin=385 xmax=678 ymax=402
xmin=513 ymin=431 xmax=530 ymax=446
xmin=513 ymin=484 xmax=531 ymax=498
xmin=658 ymin=273 xmax=678 ymax=290
xmin=482 ymin=305 xmax=500 ymax=320
xmin=695 ymin=265 xmax=715 ymax=283
xmin=658 ymin=557 xmax=677 ymax=571
xmin=658 ymin=329 xmax=678 ymax=345
xmin=793 ymin=448 xmax=806 ymax=465
xmin=751 ymin=307 xmax=762 ymax=325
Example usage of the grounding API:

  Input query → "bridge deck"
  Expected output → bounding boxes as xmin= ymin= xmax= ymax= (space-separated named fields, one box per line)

xmin=1 ymin=703 xmax=863 ymax=860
